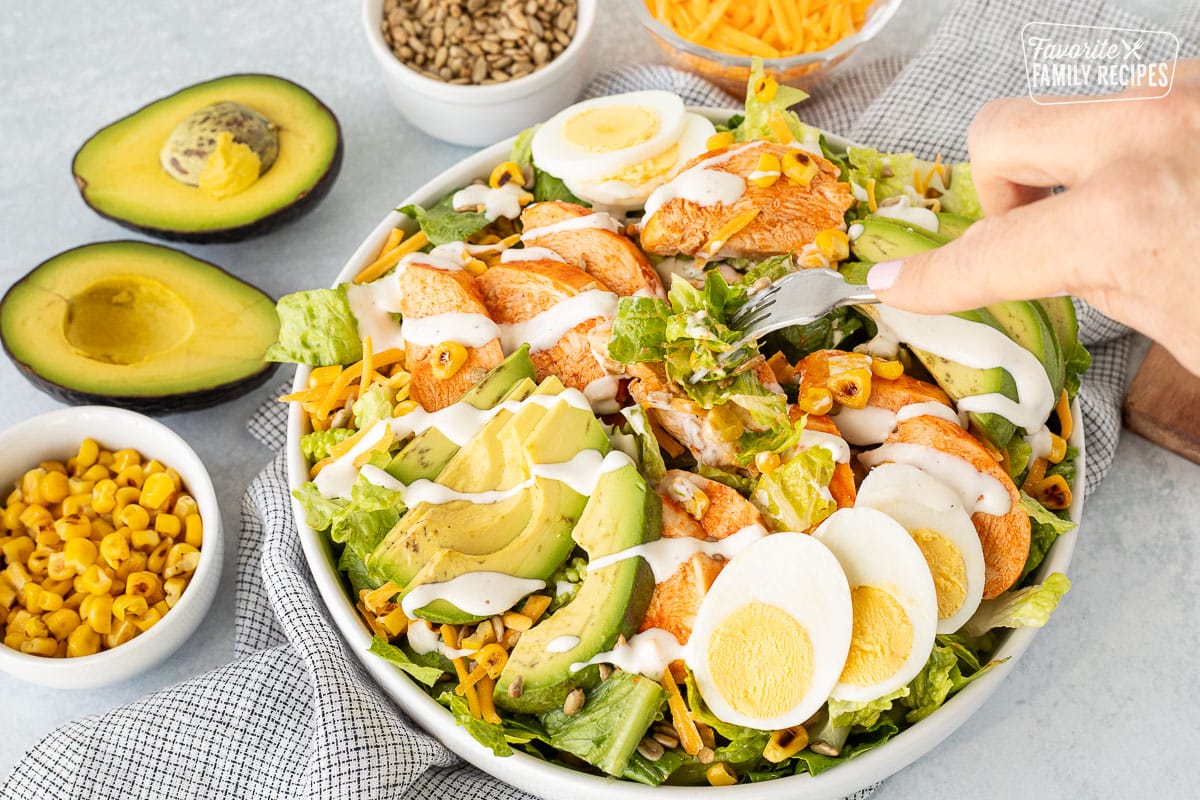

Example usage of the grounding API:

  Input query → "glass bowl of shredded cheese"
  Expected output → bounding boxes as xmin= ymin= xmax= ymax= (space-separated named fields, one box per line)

xmin=630 ymin=0 xmax=904 ymax=96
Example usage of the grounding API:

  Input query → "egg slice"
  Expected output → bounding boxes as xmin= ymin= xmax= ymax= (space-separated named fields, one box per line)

xmin=689 ymin=532 xmax=852 ymax=730
xmin=563 ymin=113 xmax=717 ymax=211
xmin=812 ymin=507 xmax=938 ymax=703
xmin=532 ymin=91 xmax=686 ymax=184
xmin=855 ymin=463 xmax=986 ymax=634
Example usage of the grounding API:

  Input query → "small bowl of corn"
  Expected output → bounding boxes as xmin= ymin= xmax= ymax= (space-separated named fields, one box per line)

xmin=0 ymin=406 xmax=221 ymax=689
xmin=629 ymin=0 xmax=905 ymax=96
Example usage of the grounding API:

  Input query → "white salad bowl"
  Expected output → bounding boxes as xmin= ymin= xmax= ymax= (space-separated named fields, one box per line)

xmin=287 ymin=111 xmax=1086 ymax=800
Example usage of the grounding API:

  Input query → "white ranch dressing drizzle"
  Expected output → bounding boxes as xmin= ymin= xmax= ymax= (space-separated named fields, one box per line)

xmin=835 ymin=402 xmax=964 ymax=447
xmin=847 ymin=222 xmax=865 ymax=241
xmin=313 ymin=390 xmax=593 ymax=498
xmin=402 ymin=312 xmax=501 ymax=348
xmin=345 ymin=276 xmax=406 ymax=352
xmin=498 ymin=290 xmax=618 ymax=354
xmin=587 ymin=523 xmax=768 ymax=583
xmin=872 ymin=306 xmax=1056 ymax=432
xmin=521 ymin=212 xmax=623 ymax=241
xmin=798 ymin=430 xmax=850 ymax=463
xmin=531 ymin=450 xmax=633 ymax=496
xmin=641 ymin=142 xmax=760 ymax=222
xmin=571 ymin=627 xmax=686 ymax=677
xmin=584 ymin=375 xmax=622 ymax=415
xmin=401 ymin=242 xmax=474 ymax=272
xmin=546 ymin=635 xmax=581 ymax=654
xmin=500 ymin=246 xmax=566 ymax=264
xmin=451 ymin=182 xmax=526 ymax=221
xmin=407 ymin=620 xmax=472 ymax=658
xmin=1025 ymin=425 xmax=1054 ymax=461
xmin=360 ymin=464 xmax=533 ymax=507
xmin=858 ymin=443 xmax=1012 ymax=516
xmin=747 ymin=169 xmax=781 ymax=182
xmin=873 ymin=196 xmax=940 ymax=233
xmin=401 ymin=572 xmax=546 ymax=619
xmin=895 ymin=401 xmax=965 ymax=428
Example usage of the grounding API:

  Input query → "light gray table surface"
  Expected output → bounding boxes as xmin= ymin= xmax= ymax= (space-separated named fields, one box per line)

xmin=1 ymin=1 xmax=1197 ymax=798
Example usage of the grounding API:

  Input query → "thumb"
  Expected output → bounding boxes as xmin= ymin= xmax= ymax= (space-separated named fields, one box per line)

xmin=865 ymin=189 xmax=1092 ymax=314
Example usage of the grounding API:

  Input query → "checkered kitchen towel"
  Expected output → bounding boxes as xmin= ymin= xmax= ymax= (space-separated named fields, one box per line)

xmin=5 ymin=1 xmax=1195 ymax=798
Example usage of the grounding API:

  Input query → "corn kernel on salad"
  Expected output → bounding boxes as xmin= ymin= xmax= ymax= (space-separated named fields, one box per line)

xmin=0 ymin=439 xmax=203 ymax=658
xmin=268 ymin=61 xmax=1087 ymax=786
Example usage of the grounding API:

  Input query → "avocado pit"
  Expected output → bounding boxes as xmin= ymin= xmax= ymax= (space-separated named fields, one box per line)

xmin=159 ymin=101 xmax=279 ymax=195
xmin=64 ymin=276 xmax=194 ymax=365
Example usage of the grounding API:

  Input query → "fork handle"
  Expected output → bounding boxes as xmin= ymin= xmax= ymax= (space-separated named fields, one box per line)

xmin=838 ymin=285 xmax=879 ymax=308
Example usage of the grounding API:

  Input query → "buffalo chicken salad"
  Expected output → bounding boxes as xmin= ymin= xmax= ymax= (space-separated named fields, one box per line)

xmin=270 ymin=62 xmax=1086 ymax=787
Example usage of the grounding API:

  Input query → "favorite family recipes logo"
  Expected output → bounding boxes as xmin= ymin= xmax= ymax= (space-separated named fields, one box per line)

xmin=1021 ymin=22 xmax=1179 ymax=104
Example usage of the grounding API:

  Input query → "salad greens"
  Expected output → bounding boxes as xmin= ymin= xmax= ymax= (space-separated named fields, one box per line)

xmin=399 ymin=193 xmax=491 ymax=246
xmin=267 ymin=285 xmax=362 ymax=366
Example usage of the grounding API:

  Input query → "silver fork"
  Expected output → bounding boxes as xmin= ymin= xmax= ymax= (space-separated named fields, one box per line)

xmin=691 ymin=269 xmax=878 ymax=383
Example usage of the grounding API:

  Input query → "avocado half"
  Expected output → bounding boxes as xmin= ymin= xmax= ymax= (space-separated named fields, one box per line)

xmin=0 ymin=241 xmax=280 ymax=413
xmin=72 ymin=74 xmax=343 ymax=243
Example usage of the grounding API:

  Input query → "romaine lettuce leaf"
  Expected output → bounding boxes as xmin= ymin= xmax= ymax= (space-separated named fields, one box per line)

xmin=620 ymin=405 xmax=666 ymax=484
xmin=300 ymin=428 xmax=355 ymax=463
xmin=266 ymin=286 xmax=362 ymax=366
xmin=751 ymin=447 xmax=836 ymax=532
xmin=1019 ymin=493 xmax=1077 ymax=580
xmin=961 ymin=572 xmax=1071 ymax=637
xmin=938 ymin=162 xmax=982 ymax=219
xmin=441 ymin=690 xmax=513 ymax=757
xmin=353 ymin=384 xmax=394 ymax=430
xmin=1064 ymin=340 xmax=1092 ymax=399
xmin=1045 ymin=445 xmax=1079 ymax=485
xmin=792 ymin=716 xmax=899 ymax=776
xmin=608 ymin=296 xmax=670 ymax=363
xmin=399 ymin=193 xmax=490 ymax=246
xmin=846 ymin=147 xmax=916 ymax=207
xmin=292 ymin=482 xmax=346 ymax=531
xmin=901 ymin=642 xmax=1000 ymax=723
xmin=696 ymin=464 xmax=756 ymax=494
xmin=733 ymin=58 xmax=818 ymax=147
xmin=369 ymin=637 xmax=444 ymax=687
xmin=329 ymin=473 xmax=406 ymax=560
xmin=829 ymin=687 xmax=910 ymax=729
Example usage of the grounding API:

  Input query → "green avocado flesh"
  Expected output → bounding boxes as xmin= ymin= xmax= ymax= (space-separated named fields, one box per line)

xmin=494 ymin=463 xmax=660 ymax=714
xmin=0 ymin=241 xmax=279 ymax=412
xmin=72 ymin=74 xmax=342 ymax=243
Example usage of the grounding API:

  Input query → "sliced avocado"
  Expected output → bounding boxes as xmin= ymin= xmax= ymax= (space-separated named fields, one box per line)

xmin=72 ymin=74 xmax=342 ymax=243
xmin=494 ymin=461 xmax=660 ymax=714
xmin=934 ymin=212 xmax=975 ymax=240
xmin=908 ymin=307 xmax=1019 ymax=448
xmin=402 ymin=395 xmax=611 ymax=623
xmin=850 ymin=217 xmax=946 ymax=262
xmin=1036 ymin=296 xmax=1079 ymax=356
xmin=0 ymin=241 xmax=278 ymax=413
xmin=368 ymin=378 xmax=556 ymax=589
xmin=986 ymin=300 xmax=1065 ymax=403
xmin=385 ymin=347 xmax=536 ymax=484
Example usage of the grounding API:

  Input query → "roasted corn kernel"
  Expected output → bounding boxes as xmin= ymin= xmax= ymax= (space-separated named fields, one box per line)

xmin=1033 ymin=474 xmax=1072 ymax=510
xmin=749 ymin=153 xmax=781 ymax=188
xmin=870 ymin=358 xmax=905 ymax=380
xmin=781 ymin=151 xmax=819 ymax=186
xmin=488 ymin=160 xmax=524 ymax=189
xmin=799 ymin=386 xmax=834 ymax=416
xmin=752 ymin=74 xmax=778 ymax=103
xmin=763 ymin=726 xmax=809 ymax=762
xmin=754 ymin=451 xmax=781 ymax=474
xmin=828 ymin=367 xmax=873 ymax=409
xmin=430 ymin=341 xmax=468 ymax=380
xmin=814 ymin=229 xmax=850 ymax=262
xmin=706 ymin=131 xmax=734 ymax=150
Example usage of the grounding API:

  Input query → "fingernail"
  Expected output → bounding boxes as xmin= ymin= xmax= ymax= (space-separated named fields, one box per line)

xmin=867 ymin=260 xmax=903 ymax=292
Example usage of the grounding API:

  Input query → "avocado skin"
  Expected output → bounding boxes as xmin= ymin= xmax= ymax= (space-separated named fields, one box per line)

xmin=0 ymin=240 xmax=279 ymax=414
xmin=71 ymin=73 xmax=343 ymax=244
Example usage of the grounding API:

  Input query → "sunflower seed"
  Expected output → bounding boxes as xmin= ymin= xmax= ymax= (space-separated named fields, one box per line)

xmin=507 ymin=675 xmax=524 ymax=698
xmin=637 ymin=737 xmax=664 ymax=761
xmin=563 ymin=687 xmax=586 ymax=716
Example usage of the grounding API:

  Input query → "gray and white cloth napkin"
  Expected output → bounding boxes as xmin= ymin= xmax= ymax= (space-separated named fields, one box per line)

xmin=4 ymin=1 xmax=1195 ymax=798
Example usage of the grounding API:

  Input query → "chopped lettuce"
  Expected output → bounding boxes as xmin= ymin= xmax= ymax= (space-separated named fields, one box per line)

xmin=540 ymin=671 xmax=666 ymax=777
xmin=299 ymin=428 xmax=355 ymax=463
xmin=735 ymin=417 xmax=804 ymax=467
xmin=1046 ymin=445 xmax=1079 ymax=485
xmin=845 ymin=146 xmax=916 ymax=207
xmin=1064 ymin=340 xmax=1092 ymax=399
xmin=329 ymin=473 xmax=406 ymax=562
xmin=696 ymin=464 xmax=756 ymax=494
xmin=751 ymin=447 xmax=836 ymax=532
xmin=1005 ymin=436 xmax=1033 ymax=481
xmin=292 ymin=482 xmax=346 ymax=531
xmin=399 ymin=193 xmax=489 ymax=246
xmin=441 ymin=690 xmax=513 ymax=757
xmin=962 ymin=572 xmax=1071 ymax=638
xmin=620 ymin=406 xmax=666 ymax=484
xmin=938 ymin=162 xmax=982 ymax=218
xmin=735 ymin=253 xmax=795 ymax=287
xmin=608 ymin=296 xmax=669 ymax=363
xmin=792 ymin=715 xmax=899 ymax=776
xmin=901 ymin=643 xmax=999 ymax=723
xmin=733 ymin=59 xmax=819 ymax=148
xmin=510 ymin=124 xmax=587 ymax=205
xmin=266 ymin=286 xmax=362 ymax=366
xmin=829 ymin=687 xmax=910 ymax=729
xmin=353 ymin=384 xmax=394 ymax=430
xmin=1020 ymin=494 xmax=1078 ymax=581
xmin=369 ymin=637 xmax=444 ymax=687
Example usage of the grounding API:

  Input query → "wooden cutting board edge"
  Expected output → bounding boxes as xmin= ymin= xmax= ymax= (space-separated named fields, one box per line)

xmin=1122 ymin=343 xmax=1200 ymax=465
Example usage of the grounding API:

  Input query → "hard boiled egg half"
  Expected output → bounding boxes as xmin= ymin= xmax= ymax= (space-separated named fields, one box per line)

xmin=689 ymin=532 xmax=852 ymax=730
xmin=812 ymin=507 xmax=939 ymax=704
xmin=531 ymin=91 xmax=716 ymax=212
xmin=855 ymin=463 xmax=986 ymax=634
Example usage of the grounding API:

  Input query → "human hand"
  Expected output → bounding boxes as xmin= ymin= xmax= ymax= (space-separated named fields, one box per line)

xmin=866 ymin=60 xmax=1200 ymax=375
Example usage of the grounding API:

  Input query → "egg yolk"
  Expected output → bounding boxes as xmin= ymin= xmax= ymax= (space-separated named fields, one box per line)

xmin=840 ymin=586 xmax=912 ymax=688
xmin=910 ymin=527 xmax=968 ymax=619
xmin=606 ymin=144 xmax=680 ymax=185
xmin=562 ymin=105 xmax=659 ymax=153
xmin=198 ymin=131 xmax=261 ymax=200
xmin=707 ymin=601 xmax=813 ymax=719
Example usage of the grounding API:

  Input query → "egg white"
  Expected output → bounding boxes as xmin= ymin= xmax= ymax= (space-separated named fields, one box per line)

xmin=689 ymin=532 xmax=852 ymax=730
xmin=531 ymin=90 xmax=686 ymax=185
xmin=812 ymin=507 xmax=939 ymax=703
xmin=563 ymin=113 xmax=717 ymax=211
xmin=856 ymin=463 xmax=986 ymax=634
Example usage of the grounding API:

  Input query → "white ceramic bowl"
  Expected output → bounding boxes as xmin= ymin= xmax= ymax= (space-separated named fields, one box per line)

xmin=362 ymin=0 xmax=597 ymax=146
xmin=0 ymin=406 xmax=223 ymax=689
xmin=288 ymin=112 xmax=1086 ymax=799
